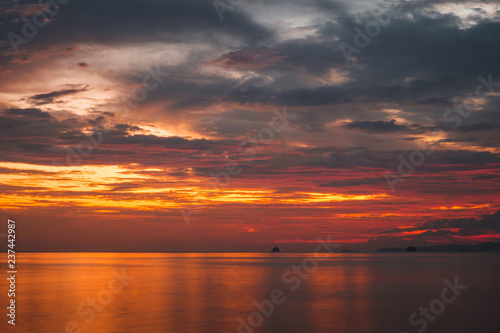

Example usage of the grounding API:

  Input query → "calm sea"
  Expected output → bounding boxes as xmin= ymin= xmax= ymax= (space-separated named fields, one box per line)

xmin=0 ymin=253 xmax=498 ymax=332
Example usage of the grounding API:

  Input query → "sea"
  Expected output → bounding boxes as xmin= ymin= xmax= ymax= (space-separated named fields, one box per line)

xmin=0 ymin=252 xmax=498 ymax=332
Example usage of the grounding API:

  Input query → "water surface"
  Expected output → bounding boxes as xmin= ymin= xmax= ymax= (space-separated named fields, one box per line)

xmin=0 ymin=253 xmax=498 ymax=332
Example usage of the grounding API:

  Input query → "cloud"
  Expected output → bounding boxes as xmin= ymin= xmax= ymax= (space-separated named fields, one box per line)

xmin=203 ymin=48 xmax=288 ymax=70
xmin=27 ymin=85 xmax=89 ymax=105
xmin=342 ymin=120 xmax=409 ymax=133
xmin=0 ymin=0 xmax=500 ymax=251
xmin=416 ymin=210 xmax=500 ymax=236
xmin=383 ymin=210 xmax=500 ymax=237
xmin=3 ymin=108 xmax=51 ymax=118
xmin=319 ymin=177 xmax=387 ymax=187
xmin=0 ymin=0 xmax=273 ymax=58
xmin=457 ymin=122 xmax=500 ymax=132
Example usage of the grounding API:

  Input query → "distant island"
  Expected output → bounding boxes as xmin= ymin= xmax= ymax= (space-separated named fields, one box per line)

xmin=271 ymin=247 xmax=280 ymax=252
xmin=377 ymin=242 xmax=500 ymax=252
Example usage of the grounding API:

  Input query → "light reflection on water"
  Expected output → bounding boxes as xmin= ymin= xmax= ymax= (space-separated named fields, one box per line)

xmin=0 ymin=252 xmax=498 ymax=333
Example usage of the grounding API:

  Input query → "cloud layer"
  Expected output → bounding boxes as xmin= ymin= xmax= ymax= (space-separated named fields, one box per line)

xmin=0 ymin=0 xmax=499 ymax=251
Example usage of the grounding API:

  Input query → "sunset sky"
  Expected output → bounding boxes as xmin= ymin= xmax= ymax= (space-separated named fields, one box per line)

xmin=0 ymin=0 xmax=499 ymax=251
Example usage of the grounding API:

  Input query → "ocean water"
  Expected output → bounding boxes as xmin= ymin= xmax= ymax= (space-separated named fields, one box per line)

xmin=0 ymin=253 xmax=498 ymax=333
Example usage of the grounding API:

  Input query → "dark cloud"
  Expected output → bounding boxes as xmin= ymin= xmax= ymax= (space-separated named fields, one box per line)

xmin=0 ymin=0 xmax=273 ymax=61
xmin=114 ymin=123 xmax=142 ymax=133
xmin=415 ymin=210 xmax=500 ymax=236
xmin=383 ymin=210 xmax=500 ymax=237
xmin=266 ymin=147 xmax=500 ymax=171
xmin=0 ymin=108 xmax=58 ymax=138
xmin=2 ymin=0 xmax=495 ymax=146
xmin=319 ymin=177 xmax=386 ymax=187
xmin=473 ymin=174 xmax=500 ymax=180
xmin=457 ymin=122 xmax=500 ymax=132
xmin=342 ymin=120 xmax=409 ymax=133
xmin=0 ymin=107 xmax=238 ymax=166
xmin=27 ymin=85 xmax=88 ymax=105
xmin=3 ymin=108 xmax=51 ymax=118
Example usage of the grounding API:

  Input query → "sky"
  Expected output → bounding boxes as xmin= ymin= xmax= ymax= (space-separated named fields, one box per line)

xmin=0 ymin=0 xmax=499 ymax=251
